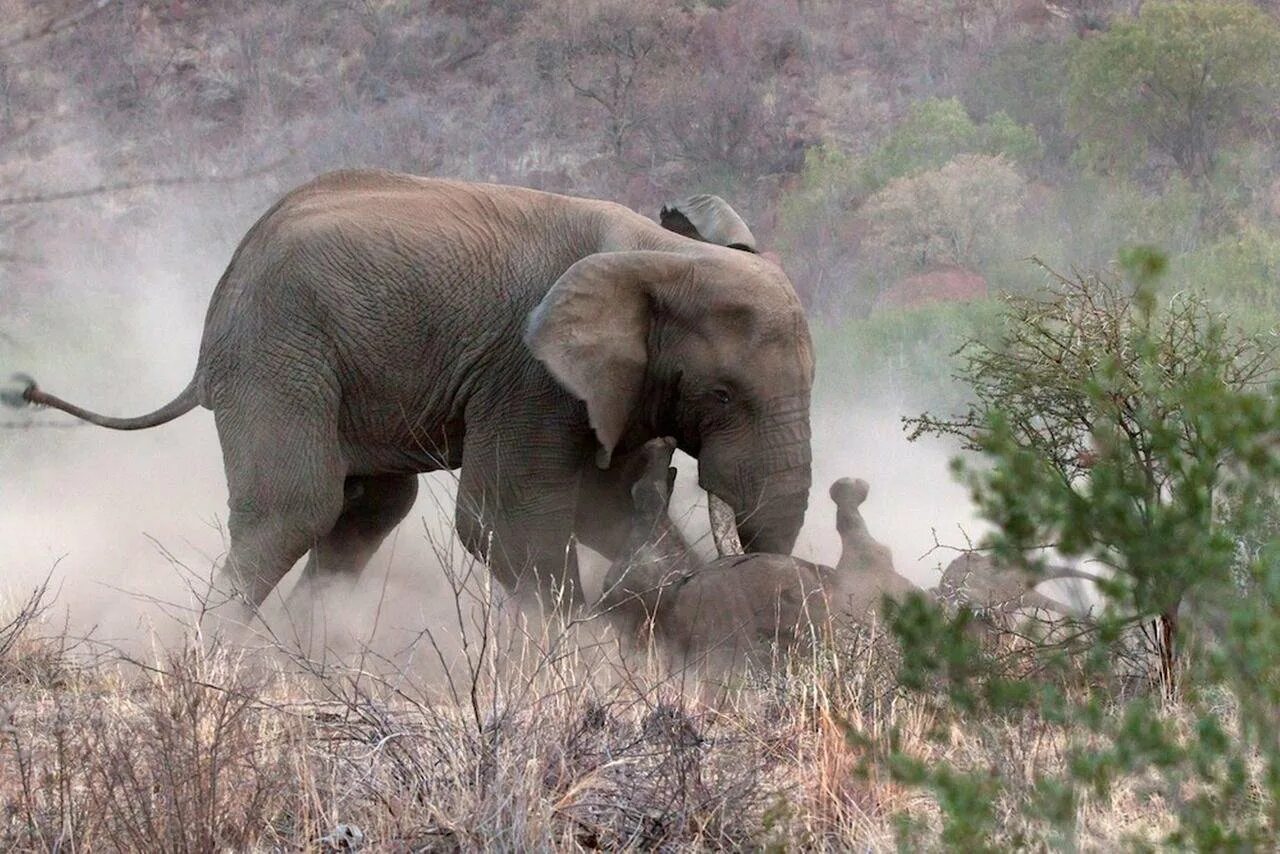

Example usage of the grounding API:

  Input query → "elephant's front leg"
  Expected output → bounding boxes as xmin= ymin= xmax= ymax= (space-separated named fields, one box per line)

xmin=454 ymin=423 xmax=590 ymax=612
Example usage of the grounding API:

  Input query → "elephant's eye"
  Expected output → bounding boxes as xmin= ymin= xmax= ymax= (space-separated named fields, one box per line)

xmin=710 ymin=387 xmax=732 ymax=405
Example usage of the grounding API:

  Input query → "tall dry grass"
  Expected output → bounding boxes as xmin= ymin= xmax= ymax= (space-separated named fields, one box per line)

xmin=0 ymin=534 xmax=1192 ymax=852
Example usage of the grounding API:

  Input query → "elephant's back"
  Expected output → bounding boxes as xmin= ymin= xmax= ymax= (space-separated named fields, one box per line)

xmin=195 ymin=170 xmax=619 ymax=408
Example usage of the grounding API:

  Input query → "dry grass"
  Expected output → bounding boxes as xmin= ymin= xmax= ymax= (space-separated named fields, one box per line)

xmin=0 ymin=555 xmax=1211 ymax=852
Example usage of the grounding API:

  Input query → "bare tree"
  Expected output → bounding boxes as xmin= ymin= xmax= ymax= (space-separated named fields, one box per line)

xmin=563 ymin=21 xmax=662 ymax=158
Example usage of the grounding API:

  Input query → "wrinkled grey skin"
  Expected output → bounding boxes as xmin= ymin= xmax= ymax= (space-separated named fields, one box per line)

xmin=600 ymin=439 xmax=919 ymax=672
xmin=7 ymin=172 xmax=814 ymax=612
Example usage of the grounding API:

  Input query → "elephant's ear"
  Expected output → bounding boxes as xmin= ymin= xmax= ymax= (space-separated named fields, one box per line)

xmin=525 ymin=252 xmax=691 ymax=468
xmin=659 ymin=194 xmax=758 ymax=252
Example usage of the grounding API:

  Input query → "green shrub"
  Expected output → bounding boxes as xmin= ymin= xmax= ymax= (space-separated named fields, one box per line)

xmin=860 ymin=98 xmax=1041 ymax=193
xmin=878 ymin=256 xmax=1280 ymax=847
xmin=859 ymin=153 xmax=1026 ymax=278
xmin=1175 ymin=226 xmax=1280 ymax=322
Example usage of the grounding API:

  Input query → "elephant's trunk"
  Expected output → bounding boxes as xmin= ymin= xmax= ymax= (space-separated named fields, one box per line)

xmin=731 ymin=454 xmax=811 ymax=556
xmin=738 ymin=405 xmax=812 ymax=555
xmin=735 ymin=491 xmax=808 ymax=555
xmin=700 ymin=395 xmax=811 ymax=557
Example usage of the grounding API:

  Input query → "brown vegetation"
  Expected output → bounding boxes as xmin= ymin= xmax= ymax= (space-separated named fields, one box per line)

xmin=0 ymin=569 xmax=1183 ymax=851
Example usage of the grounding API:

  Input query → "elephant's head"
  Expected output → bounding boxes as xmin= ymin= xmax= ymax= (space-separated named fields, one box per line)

xmin=525 ymin=244 xmax=814 ymax=556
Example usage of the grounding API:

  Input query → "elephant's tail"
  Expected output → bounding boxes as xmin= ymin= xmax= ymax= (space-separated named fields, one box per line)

xmin=2 ymin=373 xmax=200 ymax=430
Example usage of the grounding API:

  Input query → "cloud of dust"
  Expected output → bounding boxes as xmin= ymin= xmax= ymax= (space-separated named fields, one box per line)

xmin=1 ymin=187 xmax=252 ymax=650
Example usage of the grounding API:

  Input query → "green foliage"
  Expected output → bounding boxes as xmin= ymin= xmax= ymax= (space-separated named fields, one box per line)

xmin=862 ymin=97 xmax=980 ymax=188
xmin=775 ymin=100 xmax=1040 ymax=313
xmin=860 ymin=98 xmax=1042 ymax=192
xmin=980 ymin=111 xmax=1042 ymax=168
xmin=1054 ymin=174 xmax=1204 ymax=270
xmin=965 ymin=36 xmax=1074 ymax=166
xmin=881 ymin=259 xmax=1280 ymax=846
xmin=773 ymin=144 xmax=871 ymax=313
xmin=1068 ymin=1 xmax=1280 ymax=182
xmin=776 ymin=143 xmax=859 ymax=243
xmin=1175 ymin=226 xmax=1280 ymax=320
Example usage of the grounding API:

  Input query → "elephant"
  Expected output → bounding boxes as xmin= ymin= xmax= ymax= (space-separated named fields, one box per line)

xmin=4 ymin=171 xmax=814 ymax=616
xmin=598 ymin=438 xmax=921 ymax=673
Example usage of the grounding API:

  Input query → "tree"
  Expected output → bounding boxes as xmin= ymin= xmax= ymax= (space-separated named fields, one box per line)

xmin=860 ymin=153 xmax=1025 ymax=276
xmin=1068 ymin=1 xmax=1280 ymax=184
xmin=886 ymin=260 xmax=1280 ymax=846
xmin=773 ymin=144 xmax=863 ymax=312
xmin=860 ymin=97 xmax=1041 ymax=192
xmin=530 ymin=1 xmax=684 ymax=158
xmin=964 ymin=35 xmax=1074 ymax=168
xmin=906 ymin=258 xmax=1277 ymax=692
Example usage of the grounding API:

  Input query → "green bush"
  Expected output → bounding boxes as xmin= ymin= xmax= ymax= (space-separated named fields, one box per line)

xmin=880 ymin=257 xmax=1280 ymax=847
xmin=859 ymin=153 xmax=1026 ymax=278
xmin=965 ymin=36 xmax=1074 ymax=168
xmin=860 ymin=98 xmax=1042 ymax=193
xmin=1175 ymin=226 xmax=1280 ymax=322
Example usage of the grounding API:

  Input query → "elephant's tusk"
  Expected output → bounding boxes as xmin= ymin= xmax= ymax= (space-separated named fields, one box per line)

xmin=708 ymin=492 xmax=743 ymax=557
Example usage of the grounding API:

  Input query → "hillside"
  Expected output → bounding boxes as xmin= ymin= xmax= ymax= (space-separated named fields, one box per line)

xmin=6 ymin=0 xmax=1275 ymax=327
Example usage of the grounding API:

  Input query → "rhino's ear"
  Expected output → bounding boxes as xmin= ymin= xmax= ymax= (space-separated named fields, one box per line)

xmin=659 ymin=194 xmax=758 ymax=253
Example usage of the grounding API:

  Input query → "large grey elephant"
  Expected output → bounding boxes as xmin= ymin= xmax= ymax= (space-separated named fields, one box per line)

xmin=5 ymin=171 xmax=814 ymax=612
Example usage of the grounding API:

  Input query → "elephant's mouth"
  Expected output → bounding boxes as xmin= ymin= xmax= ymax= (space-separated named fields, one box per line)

xmin=707 ymin=492 xmax=743 ymax=557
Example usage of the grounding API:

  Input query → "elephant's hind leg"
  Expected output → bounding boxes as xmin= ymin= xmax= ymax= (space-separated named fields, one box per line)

xmin=214 ymin=405 xmax=348 ymax=615
xmin=291 ymin=473 xmax=420 ymax=598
